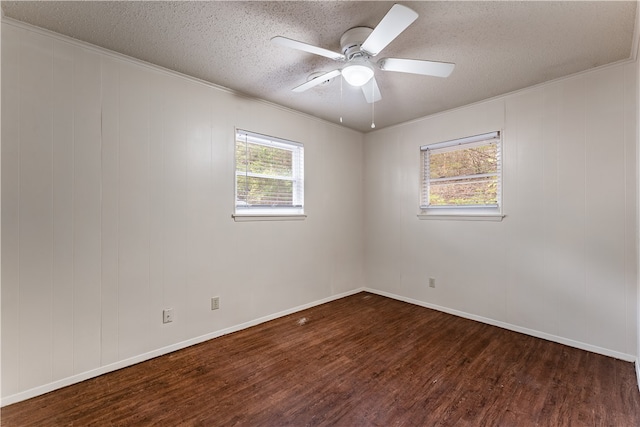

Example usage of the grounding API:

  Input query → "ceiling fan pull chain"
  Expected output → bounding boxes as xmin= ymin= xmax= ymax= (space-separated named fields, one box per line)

xmin=340 ymin=76 xmax=344 ymax=123
xmin=371 ymin=82 xmax=376 ymax=129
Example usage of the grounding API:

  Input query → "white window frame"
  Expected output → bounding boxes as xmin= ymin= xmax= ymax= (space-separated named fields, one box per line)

xmin=233 ymin=129 xmax=306 ymax=221
xmin=418 ymin=131 xmax=505 ymax=221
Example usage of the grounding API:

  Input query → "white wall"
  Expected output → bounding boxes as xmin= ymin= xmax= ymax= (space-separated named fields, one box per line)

xmin=0 ymin=10 xmax=3 ymax=403
xmin=636 ymin=14 xmax=640 ymax=384
xmin=364 ymin=60 xmax=638 ymax=361
xmin=1 ymin=22 xmax=364 ymax=403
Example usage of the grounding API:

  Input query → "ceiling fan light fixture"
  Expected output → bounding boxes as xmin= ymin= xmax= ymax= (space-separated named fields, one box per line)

xmin=341 ymin=63 xmax=374 ymax=87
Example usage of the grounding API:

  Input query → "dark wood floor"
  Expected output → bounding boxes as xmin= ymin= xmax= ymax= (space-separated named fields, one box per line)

xmin=2 ymin=292 xmax=640 ymax=426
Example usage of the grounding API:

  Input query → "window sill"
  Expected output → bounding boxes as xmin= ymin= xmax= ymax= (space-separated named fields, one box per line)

xmin=232 ymin=214 xmax=307 ymax=222
xmin=417 ymin=213 xmax=505 ymax=222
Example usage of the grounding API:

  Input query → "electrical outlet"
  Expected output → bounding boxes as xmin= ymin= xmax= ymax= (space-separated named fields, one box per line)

xmin=429 ymin=277 xmax=436 ymax=288
xmin=163 ymin=308 xmax=174 ymax=323
xmin=211 ymin=296 xmax=220 ymax=311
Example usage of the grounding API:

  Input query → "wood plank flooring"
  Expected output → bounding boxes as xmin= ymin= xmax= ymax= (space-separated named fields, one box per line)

xmin=2 ymin=292 xmax=640 ymax=426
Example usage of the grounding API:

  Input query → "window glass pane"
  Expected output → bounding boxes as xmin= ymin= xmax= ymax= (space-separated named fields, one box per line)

xmin=236 ymin=175 xmax=294 ymax=206
xmin=429 ymin=144 xmax=497 ymax=180
xmin=236 ymin=142 xmax=293 ymax=177
xmin=429 ymin=176 xmax=498 ymax=206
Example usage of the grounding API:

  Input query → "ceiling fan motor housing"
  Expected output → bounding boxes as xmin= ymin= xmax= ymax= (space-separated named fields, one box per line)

xmin=340 ymin=27 xmax=374 ymax=60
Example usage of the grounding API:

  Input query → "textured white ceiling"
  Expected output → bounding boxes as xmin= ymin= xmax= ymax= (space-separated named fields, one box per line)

xmin=1 ymin=1 xmax=637 ymax=132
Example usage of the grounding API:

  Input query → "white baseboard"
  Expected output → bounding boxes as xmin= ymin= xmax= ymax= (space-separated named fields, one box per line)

xmin=365 ymin=288 xmax=637 ymax=363
xmin=3 ymin=286 xmax=635 ymax=406
xmin=0 ymin=287 xmax=365 ymax=407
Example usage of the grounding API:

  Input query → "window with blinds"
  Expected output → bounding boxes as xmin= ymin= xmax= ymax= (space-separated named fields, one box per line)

xmin=235 ymin=130 xmax=304 ymax=215
xmin=420 ymin=131 xmax=501 ymax=213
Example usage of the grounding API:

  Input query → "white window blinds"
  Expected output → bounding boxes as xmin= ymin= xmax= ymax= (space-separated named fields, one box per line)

xmin=420 ymin=131 xmax=501 ymax=210
xmin=235 ymin=130 xmax=304 ymax=214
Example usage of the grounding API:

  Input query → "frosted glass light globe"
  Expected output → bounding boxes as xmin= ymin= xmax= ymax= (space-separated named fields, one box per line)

xmin=341 ymin=64 xmax=374 ymax=87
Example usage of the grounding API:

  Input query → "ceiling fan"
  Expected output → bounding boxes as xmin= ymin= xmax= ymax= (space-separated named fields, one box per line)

xmin=271 ymin=3 xmax=455 ymax=104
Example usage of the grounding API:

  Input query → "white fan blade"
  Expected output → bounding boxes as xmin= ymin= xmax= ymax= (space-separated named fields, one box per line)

xmin=362 ymin=77 xmax=382 ymax=103
xmin=361 ymin=4 xmax=418 ymax=56
xmin=379 ymin=58 xmax=455 ymax=78
xmin=292 ymin=70 xmax=342 ymax=92
xmin=271 ymin=36 xmax=345 ymax=61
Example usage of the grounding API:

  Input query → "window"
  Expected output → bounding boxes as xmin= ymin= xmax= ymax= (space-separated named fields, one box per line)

xmin=420 ymin=131 xmax=503 ymax=220
xmin=235 ymin=129 xmax=304 ymax=217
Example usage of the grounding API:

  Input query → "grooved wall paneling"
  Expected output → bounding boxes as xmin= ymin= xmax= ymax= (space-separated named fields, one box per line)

xmin=364 ymin=61 xmax=637 ymax=359
xmin=1 ymin=24 xmax=364 ymax=401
